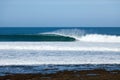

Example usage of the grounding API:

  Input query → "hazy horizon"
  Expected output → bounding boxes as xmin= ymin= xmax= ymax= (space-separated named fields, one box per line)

xmin=0 ymin=0 xmax=120 ymax=27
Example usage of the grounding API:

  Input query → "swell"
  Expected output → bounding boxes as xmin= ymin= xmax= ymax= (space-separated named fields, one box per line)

xmin=0 ymin=34 xmax=75 ymax=41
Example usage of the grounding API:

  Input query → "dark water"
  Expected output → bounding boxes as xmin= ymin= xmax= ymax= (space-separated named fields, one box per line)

xmin=0 ymin=34 xmax=75 ymax=41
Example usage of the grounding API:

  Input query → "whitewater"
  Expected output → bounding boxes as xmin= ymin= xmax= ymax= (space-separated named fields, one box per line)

xmin=0 ymin=41 xmax=120 ymax=65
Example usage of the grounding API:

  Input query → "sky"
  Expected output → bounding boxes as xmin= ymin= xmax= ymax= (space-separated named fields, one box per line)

xmin=0 ymin=0 xmax=120 ymax=27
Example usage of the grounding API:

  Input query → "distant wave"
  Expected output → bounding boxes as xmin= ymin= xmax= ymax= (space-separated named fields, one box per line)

xmin=43 ymin=29 xmax=120 ymax=43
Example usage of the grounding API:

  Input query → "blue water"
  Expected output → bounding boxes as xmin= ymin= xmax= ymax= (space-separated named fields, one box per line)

xmin=0 ymin=27 xmax=120 ymax=35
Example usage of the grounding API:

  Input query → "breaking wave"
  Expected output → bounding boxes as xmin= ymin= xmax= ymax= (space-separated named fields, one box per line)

xmin=0 ymin=29 xmax=120 ymax=42
xmin=43 ymin=29 xmax=120 ymax=43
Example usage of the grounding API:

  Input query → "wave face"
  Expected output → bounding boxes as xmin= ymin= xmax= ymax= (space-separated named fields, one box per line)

xmin=0 ymin=34 xmax=75 ymax=41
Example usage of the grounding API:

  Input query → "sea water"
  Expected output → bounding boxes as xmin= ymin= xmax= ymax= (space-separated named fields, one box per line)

xmin=0 ymin=27 xmax=120 ymax=76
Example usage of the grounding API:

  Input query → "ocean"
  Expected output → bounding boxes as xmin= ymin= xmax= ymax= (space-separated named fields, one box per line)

xmin=0 ymin=27 xmax=120 ymax=76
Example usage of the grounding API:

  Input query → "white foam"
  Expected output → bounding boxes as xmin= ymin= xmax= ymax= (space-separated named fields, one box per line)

xmin=0 ymin=48 xmax=120 ymax=65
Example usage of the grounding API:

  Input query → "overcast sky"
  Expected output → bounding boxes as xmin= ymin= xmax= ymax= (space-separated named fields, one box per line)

xmin=0 ymin=0 xmax=120 ymax=27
